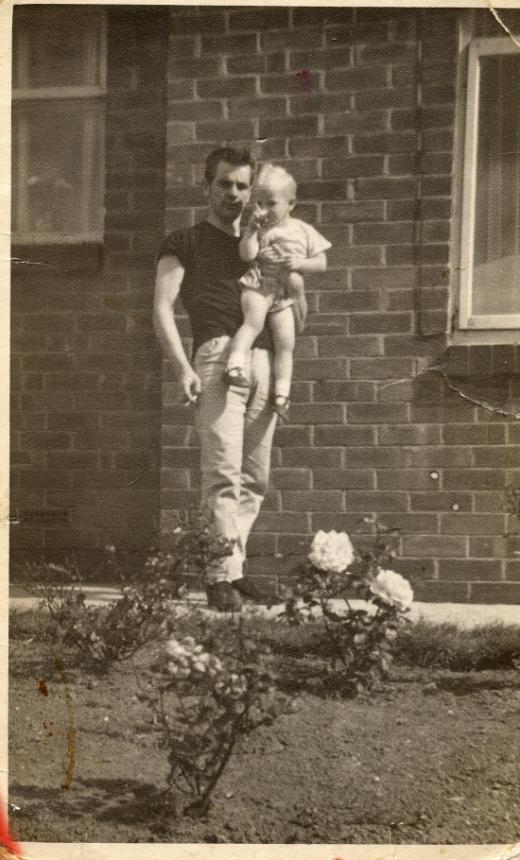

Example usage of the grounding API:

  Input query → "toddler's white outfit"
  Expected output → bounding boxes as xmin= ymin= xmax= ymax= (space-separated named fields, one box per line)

xmin=239 ymin=217 xmax=331 ymax=312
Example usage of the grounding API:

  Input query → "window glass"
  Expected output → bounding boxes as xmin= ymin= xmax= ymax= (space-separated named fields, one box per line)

xmin=13 ymin=9 xmax=104 ymax=89
xmin=13 ymin=100 xmax=104 ymax=240
xmin=472 ymin=53 xmax=520 ymax=316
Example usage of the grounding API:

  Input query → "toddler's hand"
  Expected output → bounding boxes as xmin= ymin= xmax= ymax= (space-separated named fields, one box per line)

xmin=248 ymin=204 xmax=269 ymax=230
xmin=280 ymin=254 xmax=305 ymax=272
xmin=257 ymin=246 xmax=281 ymax=263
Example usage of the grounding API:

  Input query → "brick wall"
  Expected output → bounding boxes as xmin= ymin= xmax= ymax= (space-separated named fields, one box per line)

xmin=10 ymin=7 xmax=169 ymax=566
xmin=161 ymin=6 xmax=520 ymax=604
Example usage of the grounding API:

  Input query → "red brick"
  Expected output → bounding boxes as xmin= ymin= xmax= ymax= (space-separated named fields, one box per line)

xmin=289 ymin=136 xmax=347 ymax=158
xmin=274 ymin=426 xmax=312 ymax=447
xmin=471 ymin=582 xmax=520 ymax=603
xmin=440 ymin=514 xmax=505 ymax=536
xmin=474 ymin=493 xmax=505 ymax=513
xmin=350 ymin=357 xmax=414 ymax=380
xmin=227 ymin=97 xmax=287 ymax=119
xmin=289 ymin=93 xmax=351 ymax=117
xmin=265 ymin=54 xmax=286 ymax=75
xmin=314 ymin=381 xmax=376 ymax=402
xmin=282 ymin=447 xmax=343 ymax=468
xmin=287 ymin=403 xmax=344 ymax=425
xmin=378 ymin=513 xmax=439 ymax=535
xmin=260 ymin=72 xmax=322 ymax=96
xmin=298 ymin=181 xmax=347 ymax=201
xmin=168 ymin=100 xmax=224 ymax=122
xmin=354 ymin=222 xmax=415 ymax=245
xmin=385 ymin=335 xmax=448 ymax=358
xmin=469 ymin=536 xmax=510 ymax=558
xmin=408 ymin=448 xmax=472 ymax=468
xmin=315 ymin=425 xmax=375 ymax=446
xmin=355 ymin=177 xmax=416 ymax=200
xmin=19 ymin=432 xmax=71 ymax=450
xmin=325 ymin=65 xmax=387 ymax=91
xmin=259 ymin=117 xmax=319 ymax=138
xmin=228 ymin=8 xmax=290 ymax=30
xmin=293 ymin=358 xmax=347 ymax=381
xmin=348 ymin=403 xmax=408 ymax=424
xmin=314 ymin=468 xmax=375 ymax=490
xmin=256 ymin=512 xmax=310 ymax=533
xmin=197 ymin=77 xmax=257 ymax=99
xmin=377 ymin=470 xmax=441 ymax=491
xmin=343 ymin=491 xmax=408 ymax=512
xmin=170 ymin=11 xmax=226 ymax=33
xmin=403 ymin=534 xmax=467 ymax=558
xmin=170 ymin=56 xmax=224 ymax=79
xmin=350 ymin=313 xmax=412 ymax=335
xmin=443 ymin=470 xmax=507 ymax=491
xmin=441 ymin=551 xmax=505 ymax=580
xmin=318 ymin=335 xmax=382 ymax=357
xmin=271 ymin=468 xmax=312 ymax=489
xmin=415 ymin=581 xmax=470 ymax=602
xmin=504 ymin=562 xmax=520 ymax=581
xmin=472 ymin=447 xmax=520 ymax=468
xmin=322 ymin=156 xmax=384 ymax=180
xmin=324 ymin=111 xmax=387 ymax=135
xmin=226 ymin=54 xmax=266 ymax=75
xmin=344 ymin=446 xmax=405 ymax=468
xmin=282 ymin=490 xmax=345 ymax=511
xmin=322 ymin=201 xmax=385 ymax=223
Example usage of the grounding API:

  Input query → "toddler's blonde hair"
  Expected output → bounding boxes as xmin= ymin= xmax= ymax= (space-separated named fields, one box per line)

xmin=256 ymin=163 xmax=297 ymax=202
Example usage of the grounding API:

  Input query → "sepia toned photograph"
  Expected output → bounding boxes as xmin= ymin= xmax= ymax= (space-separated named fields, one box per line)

xmin=6 ymin=1 xmax=520 ymax=853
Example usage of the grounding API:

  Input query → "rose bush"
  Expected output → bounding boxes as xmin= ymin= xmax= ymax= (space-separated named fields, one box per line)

xmin=141 ymin=621 xmax=291 ymax=818
xmin=281 ymin=525 xmax=414 ymax=695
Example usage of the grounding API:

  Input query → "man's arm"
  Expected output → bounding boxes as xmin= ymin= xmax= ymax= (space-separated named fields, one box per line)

xmin=153 ymin=254 xmax=201 ymax=403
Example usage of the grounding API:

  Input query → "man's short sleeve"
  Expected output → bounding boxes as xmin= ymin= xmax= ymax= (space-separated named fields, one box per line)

xmin=302 ymin=223 xmax=332 ymax=258
xmin=156 ymin=228 xmax=192 ymax=267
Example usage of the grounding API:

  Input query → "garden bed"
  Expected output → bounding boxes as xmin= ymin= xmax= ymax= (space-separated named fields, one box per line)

xmin=9 ymin=610 xmax=520 ymax=845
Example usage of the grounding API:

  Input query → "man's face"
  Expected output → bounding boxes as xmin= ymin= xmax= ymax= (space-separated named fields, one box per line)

xmin=205 ymin=161 xmax=252 ymax=225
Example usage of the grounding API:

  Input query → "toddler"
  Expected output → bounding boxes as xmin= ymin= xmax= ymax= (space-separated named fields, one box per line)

xmin=224 ymin=163 xmax=331 ymax=418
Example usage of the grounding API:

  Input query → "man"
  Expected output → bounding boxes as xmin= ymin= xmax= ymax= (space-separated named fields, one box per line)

xmin=154 ymin=147 xmax=288 ymax=611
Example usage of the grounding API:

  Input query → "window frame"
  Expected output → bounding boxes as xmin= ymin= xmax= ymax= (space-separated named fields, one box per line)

xmin=12 ymin=8 xmax=107 ymax=246
xmin=458 ymin=35 xmax=520 ymax=331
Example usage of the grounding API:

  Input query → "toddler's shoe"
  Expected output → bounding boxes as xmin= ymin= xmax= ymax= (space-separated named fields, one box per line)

xmin=273 ymin=394 xmax=290 ymax=422
xmin=223 ymin=367 xmax=250 ymax=388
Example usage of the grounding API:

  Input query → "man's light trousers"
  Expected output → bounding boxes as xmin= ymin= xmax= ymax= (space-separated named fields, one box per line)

xmin=194 ymin=335 xmax=277 ymax=583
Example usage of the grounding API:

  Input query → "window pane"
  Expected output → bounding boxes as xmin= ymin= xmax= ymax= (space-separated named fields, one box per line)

xmin=13 ymin=8 xmax=104 ymax=89
xmin=472 ymin=53 xmax=520 ymax=316
xmin=13 ymin=100 xmax=105 ymax=240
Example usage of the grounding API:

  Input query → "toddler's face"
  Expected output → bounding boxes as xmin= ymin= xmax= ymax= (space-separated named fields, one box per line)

xmin=255 ymin=183 xmax=294 ymax=228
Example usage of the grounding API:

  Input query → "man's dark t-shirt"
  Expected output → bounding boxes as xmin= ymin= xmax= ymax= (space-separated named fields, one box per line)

xmin=157 ymin=221 xmax=272 ymax=357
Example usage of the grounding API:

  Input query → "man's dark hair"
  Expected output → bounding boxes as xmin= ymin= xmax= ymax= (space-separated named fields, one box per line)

xmin=204 ymin=147 xmax=255 ymax=185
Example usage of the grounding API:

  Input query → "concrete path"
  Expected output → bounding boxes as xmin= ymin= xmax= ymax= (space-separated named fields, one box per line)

xmin=9 ymin=585 xmax=520 ymax=628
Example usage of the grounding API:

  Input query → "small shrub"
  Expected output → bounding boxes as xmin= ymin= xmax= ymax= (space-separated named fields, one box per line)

xmin=280 ymin=526 xmax=413 ymax=695
xmin=18 ymin=512 xmax=237 ymax=672
xmin=139 ymin=619 xmax=290 ymax=818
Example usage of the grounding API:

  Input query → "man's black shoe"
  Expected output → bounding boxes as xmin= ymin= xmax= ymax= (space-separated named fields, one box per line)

xmin=206 ymin=581 xmax=242 ymax=612
xmin=231 ymin=577 xmax=269 ymax=604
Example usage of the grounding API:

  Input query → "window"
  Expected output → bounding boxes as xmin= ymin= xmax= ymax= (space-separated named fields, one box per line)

xmin=12 ymin=7 xmax=106 ymax=244
xmin=459 ymin=35 xmax=520 ymax=330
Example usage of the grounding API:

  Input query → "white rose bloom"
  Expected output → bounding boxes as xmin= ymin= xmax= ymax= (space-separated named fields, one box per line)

xmin=165 ymin=638 xmax=184 ymax=658
xmin=370 ymin=569 xmax=414 ymax=611
xmin=308 ymin=530 xmax=354 ymax=573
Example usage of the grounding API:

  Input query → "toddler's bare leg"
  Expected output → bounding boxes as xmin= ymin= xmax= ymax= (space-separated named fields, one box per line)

xmin=284 ymin=271 xmax=307 ymax=333
xmin=226 ymin=289 xmax=271 ymax=385
xmin=269 ymin=305 xmax=295 ymax=400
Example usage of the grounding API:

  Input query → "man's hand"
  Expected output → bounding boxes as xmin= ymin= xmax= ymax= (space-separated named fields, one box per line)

xmin=180 ymin=366 xmax=202 ymax=405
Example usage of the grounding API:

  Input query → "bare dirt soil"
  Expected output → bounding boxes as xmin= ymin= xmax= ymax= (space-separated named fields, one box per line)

xmin=9 ymin=632 xmax=520 ymax=845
